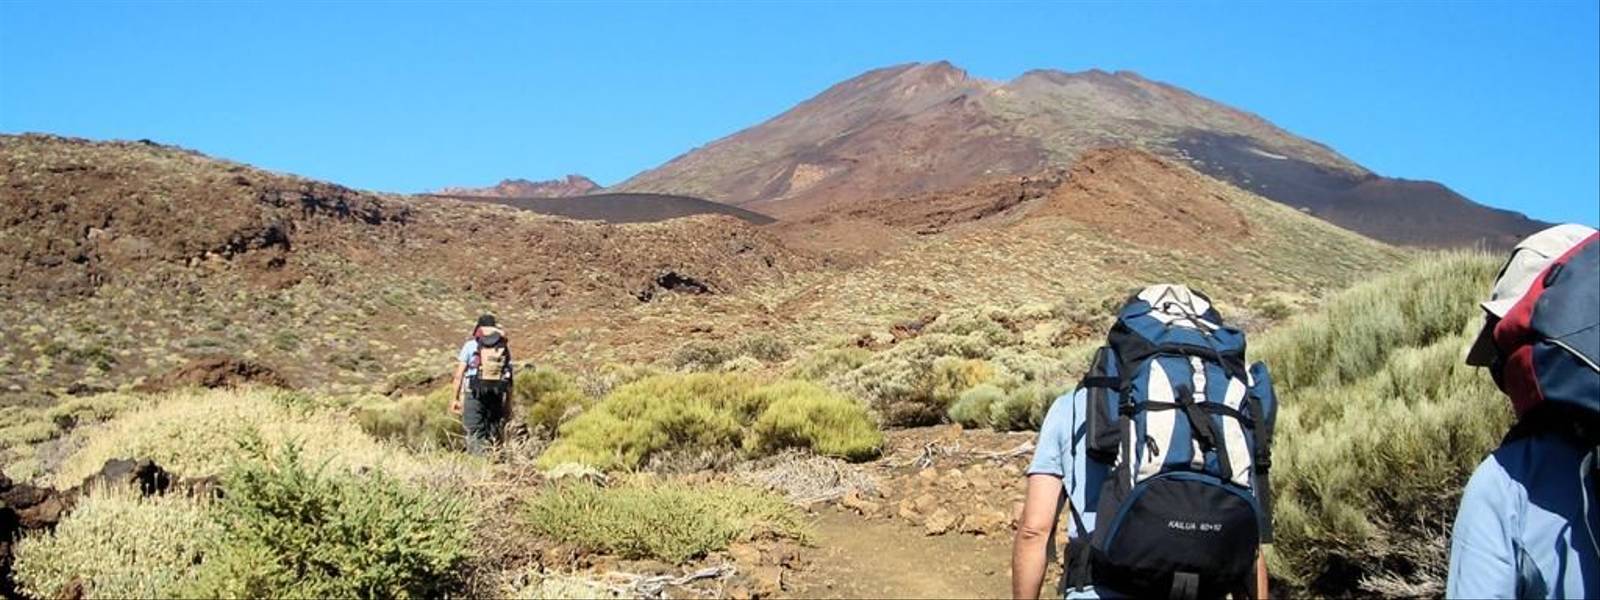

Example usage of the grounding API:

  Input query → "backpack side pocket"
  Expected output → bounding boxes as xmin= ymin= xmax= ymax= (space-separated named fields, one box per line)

xmin=1084 ymin=346 xmax=1123 ymax=464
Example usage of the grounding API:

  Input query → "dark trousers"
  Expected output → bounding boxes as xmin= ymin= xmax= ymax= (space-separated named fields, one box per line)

xmin=461 ymin=384 xmax=507 ymax=455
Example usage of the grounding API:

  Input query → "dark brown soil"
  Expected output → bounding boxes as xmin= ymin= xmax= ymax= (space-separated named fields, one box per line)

xmin=137 ymin=356 xmax=290 ymax=391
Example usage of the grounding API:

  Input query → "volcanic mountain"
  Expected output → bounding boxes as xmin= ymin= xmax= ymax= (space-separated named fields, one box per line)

xmin=437 ymin=174 xmax=601 ymax=198
xmin=615 ymin=61 xmax=1546 ymax=248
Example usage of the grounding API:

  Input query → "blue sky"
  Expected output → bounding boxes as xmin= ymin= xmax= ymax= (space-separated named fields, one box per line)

xmin=2 ymin=2 xmax=1596 ymax=225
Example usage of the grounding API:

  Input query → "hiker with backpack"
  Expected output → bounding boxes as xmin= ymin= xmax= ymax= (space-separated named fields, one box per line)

xmin=1013 ymin=285 xmax=1275 ymax=600
xmin=1447 ymin=224 xmax=1599 ymax=599
xmin=449 ymin=314 xmax=515 ymax=455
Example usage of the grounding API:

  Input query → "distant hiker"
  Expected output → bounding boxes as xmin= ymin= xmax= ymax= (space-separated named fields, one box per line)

xmin=450 ymin=314 xmax=514 ymax=455
xmin=1447 ymin=224 xmax=1600 ymax=599
xmin=1013 ymin=285 xmax=1276 ymax=600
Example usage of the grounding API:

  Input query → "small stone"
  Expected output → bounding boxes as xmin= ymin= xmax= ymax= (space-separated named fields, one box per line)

xmin=727 ymin=584 xmax=753 ymax=600
xmin=752 ymin=566 xmax=784 ymax=597
xmin=913 ymin=493 xmax=939 ymax=513
xmin=961 ymin=509 xmax=1013 ymax=535
xmin=918 ymin=467 xmax=939 ymax=481
xmin=839 ymin=490 xmax=881 ymax=516
xmin=925 ymin=508 xmax=958 ymax=535
xmin=897 ymin=499 xmax=921 ymax=522
xmin=728 ymin=542 xmax=762 ymax=566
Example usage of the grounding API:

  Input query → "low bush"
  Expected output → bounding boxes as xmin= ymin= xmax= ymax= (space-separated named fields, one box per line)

xmin=55 ymin=387 xmax=432 ymax=486
xmin=948 ymin=384 xmax=1006 ymax=428
xmin=738 ymin=334 xmax=792 ymax=363
xmin=669 ymin=340 xmax=736 ymax=372
xmin=354 ymin=386 xmax=464 ymax=450
xmin=523 ymin=480 xmax=809 ymax=563
xmin=185 ymin=441 xmax=473 ymax=598
xmin=514 ymin=367 xmax=592 ymax=437
xmin=13 ymin=488 xmax=217 ymax=599
xmin=720 ymin=355 xmax=765 ymax=372
xmin=537 ymin=374 xmax=881 ymax=471
xmin=991 ymin=382 xmax=1071 ymax=431
xmin=786 ymin=347 xmax=871 ymax=382
xmin=1258 ymin=252 xmax=1508 ymax=595
xmin=831 ymin=312 xmax=1088 ymax=428
xmin=44 ymin=392 xmax=140 ymax=431
xmin=747 ymin=381 xmax=885 ymax=461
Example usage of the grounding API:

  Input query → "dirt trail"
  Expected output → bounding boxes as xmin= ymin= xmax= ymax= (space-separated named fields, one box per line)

xmin=787 ymin=508 xmax=1013 ymax=599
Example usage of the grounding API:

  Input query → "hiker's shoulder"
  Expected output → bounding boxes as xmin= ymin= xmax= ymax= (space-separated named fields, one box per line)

xmin=1464 ymin=434 xmax=1586 ymax=508
xmin=1041 ymin=387 xmax=1084 ymax=420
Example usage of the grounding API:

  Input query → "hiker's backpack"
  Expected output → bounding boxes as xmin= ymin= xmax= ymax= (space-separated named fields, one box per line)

xmin=1494 ymin=232 xmax=1600 ymax=442
xmin=471 ymin=326 xmax=512 ymax=393
xmin=1065 ymin=285 xmax=1278 ymax=599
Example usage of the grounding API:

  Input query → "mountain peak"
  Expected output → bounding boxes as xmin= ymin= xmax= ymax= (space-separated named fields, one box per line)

xmin=436 ymin=174 xmax=600 ymax=198
xmin=614 ymin=62 xmax=1546 ymax=247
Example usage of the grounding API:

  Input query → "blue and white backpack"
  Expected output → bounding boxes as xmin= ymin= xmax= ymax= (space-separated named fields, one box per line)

xmin=1064 ymin=284 xmax=1278 ymax=599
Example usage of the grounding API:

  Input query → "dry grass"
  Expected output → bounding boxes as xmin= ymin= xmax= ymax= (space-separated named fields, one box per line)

xmin=13 ymin=487 xmax=216 ymax=599
xmin=54 ymin=386 xmax=448 ymax=486
xmin=523 ymin=479 xmax=811 ymax=563
xmin=1258 ymin=252 xmax=1507 ymax=595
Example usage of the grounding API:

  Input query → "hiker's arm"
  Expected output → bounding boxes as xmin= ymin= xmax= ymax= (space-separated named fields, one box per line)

xmin=1255 ymin=549 xmax=1268 ymax=600
xmin=449 ymin=360 xmax=466 ymax=415
xmin=1012 ymin=473 xmax=1063 ymax=600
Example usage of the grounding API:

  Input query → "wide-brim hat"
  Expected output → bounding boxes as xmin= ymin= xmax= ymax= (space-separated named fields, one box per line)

xmin=1465 ymin=224 xmax=1598 ymax=366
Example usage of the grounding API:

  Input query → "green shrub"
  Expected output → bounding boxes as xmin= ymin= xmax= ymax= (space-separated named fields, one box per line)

xmin=13 ymin=488 xmax=217 ymax=599
xmin=376 ymin=368 xmax=439 ymax=396
xmin=354 ymin=386 xmax=464 ymax=450
xmin=990 ymin=382 xmax=1071 ymax=432
xmin=923 ymin=308 xmax=1019 ymax=347
xmin=185 ymin=441 xmax=473 ymax=599
xmin=1257 ymin=252 xmax=1509 ymax=595
xmin=786 ymin=347 xmax=871 ymax=382
xmin=738 ymin=334 xmax=792 ymax=363
xmin=578 ymin=363 xmax=661 ymax=398
xmin=513 ymin=367 xmax=592 ymax=436
xmin=948 ymin=384 xmax=1006 ymax=428
xmin=720 ymin=355 xmax=765 ymax=373
xmin=523 ymin=481 xmax=809 ymax=563
xmin=669 ymin=340 xmax=736 ymax=372
xmin=0 ymin=420 xmax=55 ymax=447
xmin=538 ymin=374 xmax=881 ymax=471
xmin=747 ymin=381 xmax=883 ymax=462
xmin=45 ymin=393 xmax=140 ymax=431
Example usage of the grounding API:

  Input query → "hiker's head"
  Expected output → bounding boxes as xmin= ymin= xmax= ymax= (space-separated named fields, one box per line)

xmin=476 ymin=314 xmax=497 ymax=328
xmin=1465 ymin=224 xmax=1597 ymax=415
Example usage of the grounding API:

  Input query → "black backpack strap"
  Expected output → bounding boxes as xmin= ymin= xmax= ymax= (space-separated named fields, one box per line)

xmin=1176 ymin=385 xmax=1234 ymax=484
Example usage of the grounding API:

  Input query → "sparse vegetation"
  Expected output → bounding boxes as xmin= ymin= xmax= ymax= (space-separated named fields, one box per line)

xmin=537 ymin=373 xmax=882 ymax=471
xmin=523 ymin=480 xmax=810 ymax=563
xmin=823 ymin=308 xmax=1088 ymax=428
